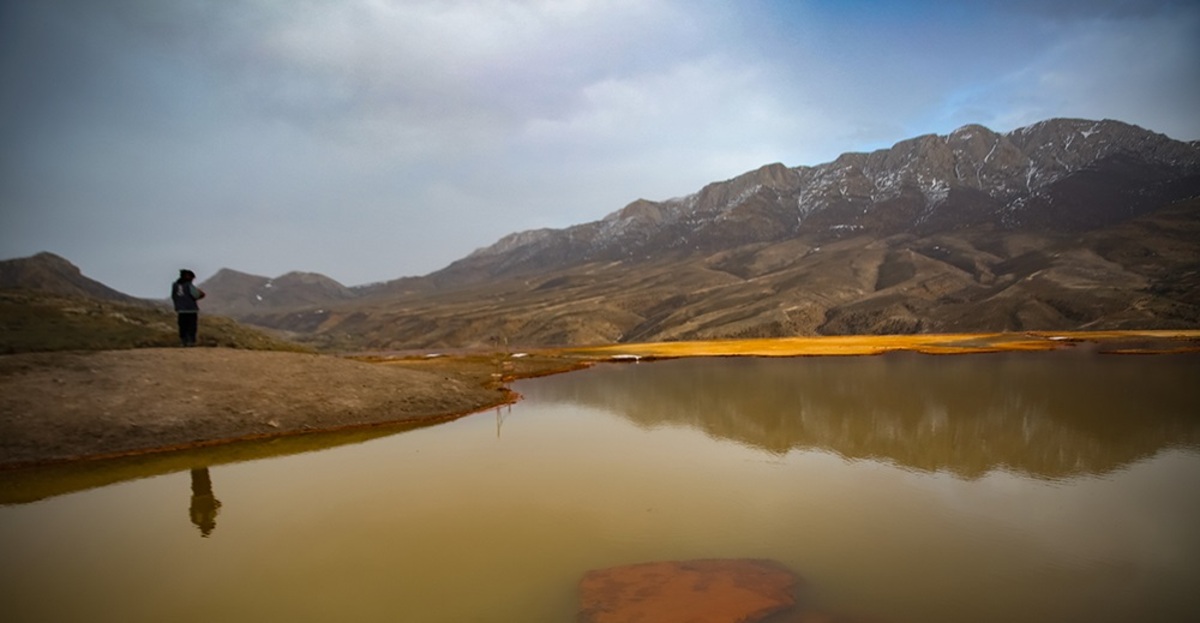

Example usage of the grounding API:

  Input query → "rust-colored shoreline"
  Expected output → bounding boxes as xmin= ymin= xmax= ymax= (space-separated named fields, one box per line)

xmin=550 ymin=330 xmax=1200 ymax=359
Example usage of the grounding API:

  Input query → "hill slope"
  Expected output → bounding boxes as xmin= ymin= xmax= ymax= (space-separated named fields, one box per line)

xmin=0 ymin=252 xmax=143 ymax=304
xmin=0 ymin=289 xmax=311 ymax=354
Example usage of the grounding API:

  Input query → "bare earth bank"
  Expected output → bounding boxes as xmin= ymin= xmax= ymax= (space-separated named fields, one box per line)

xmin=0 ymin=348 xmax=514 ymax=468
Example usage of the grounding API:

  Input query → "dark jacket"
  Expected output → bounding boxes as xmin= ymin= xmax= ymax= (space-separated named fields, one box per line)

xmin=172 ymin=280 xmax=202 ymax=312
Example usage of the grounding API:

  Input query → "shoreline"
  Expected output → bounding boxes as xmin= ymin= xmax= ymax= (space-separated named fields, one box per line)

xmin=3 ymin=331 xmax=1198 ymax=474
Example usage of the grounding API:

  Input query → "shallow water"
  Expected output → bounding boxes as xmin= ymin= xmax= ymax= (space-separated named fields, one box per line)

xmin=2 ymin=351 xmax=1199 ymax=622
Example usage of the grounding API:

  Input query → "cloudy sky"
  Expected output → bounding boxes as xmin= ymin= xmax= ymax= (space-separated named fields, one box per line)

xmin=2 ymin=0 xmax=1198 ymax=297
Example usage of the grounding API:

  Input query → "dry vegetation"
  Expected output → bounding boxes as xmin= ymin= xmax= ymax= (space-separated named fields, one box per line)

xmin=555 ymin=330 xmax=1200 ymax=359
xmin=0 ymin=289 xmax=310 ymax=354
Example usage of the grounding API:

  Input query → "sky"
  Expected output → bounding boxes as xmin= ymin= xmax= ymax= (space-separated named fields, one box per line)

xmin=2 ymin=0 xmax=1198 ymax=298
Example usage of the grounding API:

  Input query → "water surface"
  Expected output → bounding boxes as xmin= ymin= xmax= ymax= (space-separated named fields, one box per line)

xmin=1 ymin=351 xmax=1198 ymax=622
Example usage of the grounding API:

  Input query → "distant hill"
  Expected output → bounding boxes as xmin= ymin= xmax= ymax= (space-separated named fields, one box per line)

xmin=0 ymin=252 xmax=142 ymax=304
xmin=199 ymin=268 xmax=358 ymax=316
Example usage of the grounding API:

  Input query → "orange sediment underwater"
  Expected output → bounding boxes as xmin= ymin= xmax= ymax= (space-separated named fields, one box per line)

xmin=556 ymin=330 xmax=1200 ymax=359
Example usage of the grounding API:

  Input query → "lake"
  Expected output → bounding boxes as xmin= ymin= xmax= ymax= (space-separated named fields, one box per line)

xmin=2 ymin=350 xmax=1199 ymax=622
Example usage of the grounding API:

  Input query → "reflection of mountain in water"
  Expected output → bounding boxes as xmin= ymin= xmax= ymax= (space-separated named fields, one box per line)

xmin=522 ymin=352 xmax=1200 ymax=479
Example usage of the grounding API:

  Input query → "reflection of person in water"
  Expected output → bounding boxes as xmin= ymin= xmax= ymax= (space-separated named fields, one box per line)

xmin=189 ymin=468 xmax=222 ymax=537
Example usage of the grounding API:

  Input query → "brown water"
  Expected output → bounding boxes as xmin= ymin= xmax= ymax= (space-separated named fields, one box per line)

xmin=2 ymin=351 xmax=1199 ymax=622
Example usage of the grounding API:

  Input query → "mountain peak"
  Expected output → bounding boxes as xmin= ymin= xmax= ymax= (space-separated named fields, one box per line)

xmin=0 ymin=252 xmax=139 ymax=303
xmin=199 ymin=268 xmax=353 ymax=315
xmin=949 ymin=123 xmax=995 ymax=136
xmin=209 ymin=267 xmax=265 ymax=280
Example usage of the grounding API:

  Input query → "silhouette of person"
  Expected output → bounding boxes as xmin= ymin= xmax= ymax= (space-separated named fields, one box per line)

xmin=189 ymin=468 xmax=222 ymax=537
xmin=171 ymin=269 xmax=206 ymax=347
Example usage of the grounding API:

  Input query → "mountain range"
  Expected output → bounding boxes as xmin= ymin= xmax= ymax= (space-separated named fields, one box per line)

xmin=5 ymin=118 xmax=1199 ymax=350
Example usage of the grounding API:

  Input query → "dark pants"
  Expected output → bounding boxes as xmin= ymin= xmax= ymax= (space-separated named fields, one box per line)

xmin=177 ymin=313 xmax=199 ymax=346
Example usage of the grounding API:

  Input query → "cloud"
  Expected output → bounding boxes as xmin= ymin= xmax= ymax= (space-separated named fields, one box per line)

xmin=2 ymin=0 xmax=1198 ymax=297
xmin=197 ymin=1 xmax=697 ymax=150
xmin=518 ymin=56 xmax=790 ymax=166
xmin=933 ymin=6 xmax=1200 ymax=136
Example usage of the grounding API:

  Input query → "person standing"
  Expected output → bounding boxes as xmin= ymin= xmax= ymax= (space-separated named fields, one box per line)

xmin=171 ymin=269 xmax=206 ymax=346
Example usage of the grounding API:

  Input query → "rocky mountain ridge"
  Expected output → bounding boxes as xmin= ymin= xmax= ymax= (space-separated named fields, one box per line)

xmin=198 ymin=118 xmax=1199 ymax=350
xmin=441 ymin=118 xmax=1198 ymax=284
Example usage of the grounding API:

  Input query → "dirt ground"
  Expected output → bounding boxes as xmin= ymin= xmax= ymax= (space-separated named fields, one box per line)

xmin=0 ymin=348 xmax=516 ymax=468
